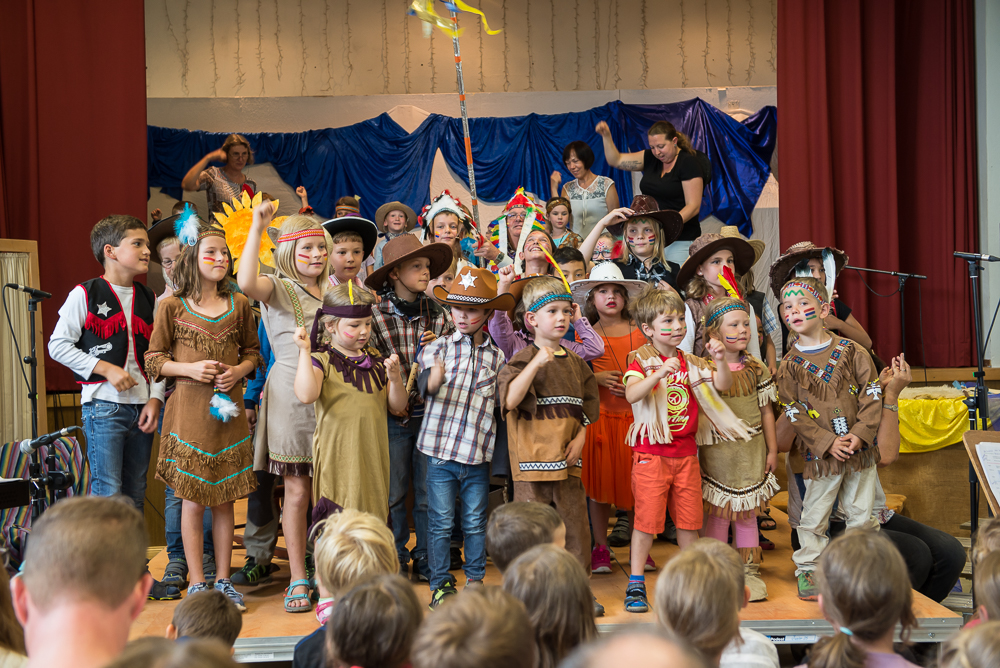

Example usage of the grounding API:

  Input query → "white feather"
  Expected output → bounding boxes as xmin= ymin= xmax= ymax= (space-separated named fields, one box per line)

xmin=822 ymin=249 xmax=837 ymax=301
xmin=174 ymin=207 xmax=200 ymax=247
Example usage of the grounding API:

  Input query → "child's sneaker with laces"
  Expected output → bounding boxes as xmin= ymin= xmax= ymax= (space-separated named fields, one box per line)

xmin=215 ymin=578 xmax=247 ymax=612
xmin=797 ymin=571 xmax=819 ymax=601
xmin=187 ymin=581 xmax=211 ymax=596
xmin=231 ymin=557 xmax=275 ymax=586
xmin=591 ymin=545 xmax=612 ymax=574
xmin=429 ymin=578 xmax=458 ymax=610
xmin=644 ymin=554 xmax=657 ymax=572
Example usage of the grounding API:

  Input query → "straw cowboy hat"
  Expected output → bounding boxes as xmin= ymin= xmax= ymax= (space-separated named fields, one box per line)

xmin=675 ymin=232 xmax=758 ymax=289
xmin=433 ymin=266 xmax=516 ymax=312
xmin=569 ymin=262 xmax=648 ymax=307
xmin=321 ymin=216 xmax=380 ymax=259
xmin=768 ymin=241 xmax=848 ymax=300
xmin=609 ymin=194 xmax=684 ymax=240
xmin=719 ymin=225 xmax=766 ymax=266
xmin=375 ymin=201 xmax=418 ymax=233
xmin=364 ymin=234 xmax=453 ymax=291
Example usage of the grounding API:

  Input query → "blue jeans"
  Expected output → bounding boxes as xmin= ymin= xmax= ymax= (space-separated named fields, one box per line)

xmin=165 ymin=485 xmax=214 ymax=560
xmin=426 ymin=457 xmax=490 ymax=589
xmin=81 ymin=399 xmax=154 ymax=511
xmin=388 ymin=416 xmax=428 ymax=564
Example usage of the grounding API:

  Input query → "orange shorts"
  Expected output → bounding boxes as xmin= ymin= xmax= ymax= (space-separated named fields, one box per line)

xmin=631 ymin=452 xmax=703 ymax=533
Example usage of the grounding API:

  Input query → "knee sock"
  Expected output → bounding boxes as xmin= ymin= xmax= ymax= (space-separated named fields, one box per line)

xmin=703 ymin=513 xmax=730 ymax=542
xmin=733 ymin=516 xmax=759 ymax=549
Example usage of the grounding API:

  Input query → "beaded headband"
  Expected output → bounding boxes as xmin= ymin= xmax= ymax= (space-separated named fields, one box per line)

xmin=527 ymin=291 xmax=572 ymax=313
xmin=310 ymin=305 xmax=373 ymax=351
xmin=705 ymin=301 xmax=750 ymax=327
xmin=277 ymin=228 xmax=325 ymax=244
xmin=782 ymin=280 xmax=826 ymax=304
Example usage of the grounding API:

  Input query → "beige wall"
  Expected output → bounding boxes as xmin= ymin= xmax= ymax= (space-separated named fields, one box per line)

xmin=145 ymin=0 xmax=778 ymax=97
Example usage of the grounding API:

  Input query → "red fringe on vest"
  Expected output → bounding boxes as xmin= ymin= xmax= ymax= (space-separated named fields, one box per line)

xmin=84 ymin=311 xmax=127 ymax=338
xmin=132 ymin=316 xmax=153 ymax=340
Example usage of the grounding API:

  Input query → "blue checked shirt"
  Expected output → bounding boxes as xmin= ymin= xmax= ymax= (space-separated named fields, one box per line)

xmin=416 ymin=331 xmax=505 ymax=465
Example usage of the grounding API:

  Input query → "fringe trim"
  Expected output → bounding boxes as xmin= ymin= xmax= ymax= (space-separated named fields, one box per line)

xmin=84 ymin=311 xmax=126 ymax=338
xmin=159 ymin=433 xmax=255 ymax=477
xmin=782 ymin=339 xmax=856 ymax=400
xmin=157 ymin=459 xmax=257 ymax=507
xmin=132 ymin=316 xmax=153 ymax=341
xmin=757 ymin=378 xmax=778 ymax=406
xmin=267 ymin=460 xmax=313 ymax=477
xmin=144 ymin=351 xmax=172 ymax=382
xmin=329 ymin=349 xmax=388 ymax=394
xmin=738 ymin=546 xmax=763 ymax=565
xmin=702 ymin=472 xmax=779 ymax=518
xmin=724 ymin=365 xmax=759 ymax=398
xmin=172 ymin=319 xmax=244 ymax=361
xmin=803 ymin=443 xmax=881 ymax=480
xmin=518 ymin=404 xmax=584 ymax=422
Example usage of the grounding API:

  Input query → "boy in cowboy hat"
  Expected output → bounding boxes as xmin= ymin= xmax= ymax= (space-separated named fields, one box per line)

xmin=373 ymin=201 xmax=419 ymax=270
xmin=415 ymin=267 xmax=515 ymax=608
xmin=321 ymin=215 xmax=380 ymax=288
xmin=364 ymin=234 xmax=456 ymax=581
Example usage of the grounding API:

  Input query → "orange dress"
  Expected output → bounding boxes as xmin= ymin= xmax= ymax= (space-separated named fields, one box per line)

xmin=582 ymin=326 xmax=640 ymax=509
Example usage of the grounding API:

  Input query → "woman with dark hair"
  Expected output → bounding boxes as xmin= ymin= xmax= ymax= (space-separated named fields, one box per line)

xmin=596 ymin=120 xmax=706 ymax=266
xmin=181 ymin=134 xmax=257 ymax=213
xmin=550 ymin=140 xmax=620 ymax=241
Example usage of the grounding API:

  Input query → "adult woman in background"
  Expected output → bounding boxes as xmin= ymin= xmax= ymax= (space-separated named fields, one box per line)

xmin=550 ymin=141 xmax=619 ymax=242
xmin=596 ymin=120 xmax=705 ymax=266
xmin=181 ymin=134 xmax=257 ymax=212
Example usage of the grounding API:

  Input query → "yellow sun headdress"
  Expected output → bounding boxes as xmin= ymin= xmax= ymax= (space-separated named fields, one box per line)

xmin=214 ymin=191 xmax=288 ymax=270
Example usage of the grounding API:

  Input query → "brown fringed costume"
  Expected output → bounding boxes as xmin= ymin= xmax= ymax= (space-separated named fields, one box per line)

xmin=310 ymin=348 xmax=391 ymax=520
xmin=146 ymin=293 xmax=262 ymax=507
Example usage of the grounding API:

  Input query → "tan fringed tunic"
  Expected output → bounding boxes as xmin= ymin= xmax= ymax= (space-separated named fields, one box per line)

xmin=699 ymin=355 xmax=779 ymax=519
xmin=146 ymin=293 xmax=262 ymax=506
xmin=775 ymin=337 xmax=882 ymax=480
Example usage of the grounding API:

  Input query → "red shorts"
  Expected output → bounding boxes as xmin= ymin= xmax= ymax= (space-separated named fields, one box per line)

xmin=631 ymin=452 xmax=703 ymax=533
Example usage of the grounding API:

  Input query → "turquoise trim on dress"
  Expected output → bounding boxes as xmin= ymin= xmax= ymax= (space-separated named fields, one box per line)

xmin=167 ymin=432 xmax=251 ymax=457
xmin=179 ymin=294 xmax=235 ymax=323
xmin=171 ymin=464 xmax=254 ymax=485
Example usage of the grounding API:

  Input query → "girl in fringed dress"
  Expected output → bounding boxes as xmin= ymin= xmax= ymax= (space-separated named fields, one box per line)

xmin=698 ymin=292 xmax=779 ymax=602
xmin=146 ymin=219 xmax=262 ymax=611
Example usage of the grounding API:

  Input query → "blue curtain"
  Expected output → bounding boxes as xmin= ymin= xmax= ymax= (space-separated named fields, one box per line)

xmin=148 ymin=97 xmax=775 ymax=236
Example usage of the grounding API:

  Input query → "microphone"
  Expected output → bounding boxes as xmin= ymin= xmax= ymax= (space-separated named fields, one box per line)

xmin=18 ymin=427 xmax=80 ymax=456
xmin=4 ymin=283 xmax=51 ymax=299
xmin=954 ymin=252 xmax=1000 ymax=263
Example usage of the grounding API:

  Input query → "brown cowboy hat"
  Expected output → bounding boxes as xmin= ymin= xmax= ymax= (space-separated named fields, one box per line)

xmin=608 ymin=194 xmax=684 ymax=242
xmin=675 ymin=232 xmax=757 ymax=289
xmin=364 ymin=235 xmax=453 ymax=291
xmin=433 ymin=266 xmax=516 ymax=311
xmin=768 ymin=241 xmax=848 ymax=300
xmin=375 ymin=202 xmax=418 ymax=233
xmin=719 ymin=225 xmax=765 ymax=266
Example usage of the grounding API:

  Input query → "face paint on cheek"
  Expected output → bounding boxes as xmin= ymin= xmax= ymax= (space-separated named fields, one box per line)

xmin=647 ymin=234 xmax=656 ymax=244
xmin=202 ymin=257 xmax=216 ymax=265
xmin=804 ymin=307 xmax=817 ymax=320
xmin=297 ymin=253 xmax=310 ymax=264
xmin=725 ymin=335 xmax=739 ymax=343
xmin=343 ymin=331 xmax=355 ymax=339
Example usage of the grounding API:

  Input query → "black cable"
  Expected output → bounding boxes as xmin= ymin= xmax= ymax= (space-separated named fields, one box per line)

xmin=1 ymin=286 xmax=31 ymax=390
xmin=847 ymin=268 xmax=902 ymax=298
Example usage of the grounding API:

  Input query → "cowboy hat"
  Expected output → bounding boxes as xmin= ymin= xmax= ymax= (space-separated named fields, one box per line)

xmin=375 ymin=202 xmax=418 ymax=233
xmin=569 ymin=262 xmax=648 ymax=306
xmin=719 ymin=225 xmax=765 ymax=266
xmin=768 ymin=241 xmax=848 ymax=300
xmin=433 ymin=266 xmax=516 ymax=312
xmin=364 ymin=235 xmax=453 ymax=291
xmin=321 ymin=216 xmax=380 ymax=259
xmin=675 ymin=232 xmax=757 ymax=290
xmin=147 ymin=209 xmax=209 ymax=264
xmin=609 ymin=194 xmax=684 ymax=241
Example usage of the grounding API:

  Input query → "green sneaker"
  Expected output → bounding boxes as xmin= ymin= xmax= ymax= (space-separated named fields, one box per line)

xmin=305 ymin=552 xmax=316 ymax=581
xmin=161 ymin=558 xmax=188 ymax=587
xmin=797 ymin=571 xmax=819 ymax=601
xmin=429 ymin=580 xmax=458 ymax=610
xmin=231 ymin=557 xmax=276 ymax=586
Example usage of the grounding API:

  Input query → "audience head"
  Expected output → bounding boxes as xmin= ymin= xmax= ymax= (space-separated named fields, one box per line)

xmin=105 ymin=637 xmax=237 ymax=668
xmin=335 ymin=196 xmax=361 ymax=218
xmin=91 ymin=215 xmax=149 ymax=269
xmin=166 ymin=589 xmax=242 ymax=648
xmin=0 ymin=561 xmax=24 ymax=656
xmin=972 ymin=516 xmax=1000 ymax=568
xmin=170 ymin=201 xmax=198 ymax=216
xmin=974 ymin=550 xmax=1000 ymax=622
xmin=687 ymin=537 xmax=749 ymax=607
xmin=554 ymin=246 xmax=587 ymax=282
xmin=560 ymin=630 xmax=709 ymax=668
xmin=938 ymin=621 xmax=1000 ymax=668
xmin=325 ymin=574 xmax=422 ymax=668
xmin=411 ymin=587 xmax=537 ymax=668
xmin=654 ymin=546 xmax=742 ymax=664
xmin=486 ymin=501 xmax=566 ymax=573
xmin=313 ymin=508 xmax=398 ymax=599
xmin=502 ymin=544 xmax=596 ymax=668
xmin=632 ymin=286 xmax=687 ymax=347
xmin=807 ymin=530 xmax=916 ymax=668
xmin=272 ymin=214 xmax=331 ymax=287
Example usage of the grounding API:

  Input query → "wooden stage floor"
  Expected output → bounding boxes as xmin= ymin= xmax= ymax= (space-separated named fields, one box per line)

xmin=132 ymin=503 xmax=962 ymax=663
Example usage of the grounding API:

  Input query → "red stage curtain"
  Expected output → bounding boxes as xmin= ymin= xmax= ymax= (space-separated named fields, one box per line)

xmin=777 ymin=0 xmax=978 ymax=368
xmin=0 ymin=0 xmax=148 ymax=391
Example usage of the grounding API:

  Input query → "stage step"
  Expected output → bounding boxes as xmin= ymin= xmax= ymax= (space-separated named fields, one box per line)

xmin=959 ymin=537 xmax=972 ymax=549
xmin=963 ymin=562 xmax=972 ymax=577
xmin=943 ymin=592 xmax=974 ymax=613
xmin=960 ymin=519 xmax=991 ymax=531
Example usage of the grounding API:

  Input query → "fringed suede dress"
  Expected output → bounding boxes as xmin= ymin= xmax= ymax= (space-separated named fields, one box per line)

xmin=146 ymin=293 xmax=262 ymax=506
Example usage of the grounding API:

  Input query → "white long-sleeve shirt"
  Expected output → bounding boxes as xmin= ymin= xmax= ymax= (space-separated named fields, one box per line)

xmin=48 ymin=283 xmax=165 ymax=405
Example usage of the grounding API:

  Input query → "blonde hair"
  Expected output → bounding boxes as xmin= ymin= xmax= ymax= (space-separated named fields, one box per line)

xmin=316 ymin=283 xmax=377 ymax=349
xmin=502 ymin=545 xmax=597 ymax=668
xmin=654 ymin=549 xmax=742 ymax=663
xmin=411 ymin=587 xmax=538 ymax=668
xmin=520 ymin=276 xmax=570 ymax=312
xmin=157 ymin=235 xmax=180 ymax=255
xmin=703 ymin=297 xmax=750 ymax=343
xmin=273 ymin=214 xmax=331 ymax=288
xmin=631 ymin=286 xmax=685 ymax=330
xmin=972 ymin=517 xmax=1000 ymax=568
xmin=938 ymin=622 xmax=1000 ymax=668
xmin=806 ymin=531 xmax=916 ymax=668
xmin=780 ymin=275 xmax=828 ymax=304
xmin=312 ymin=508 xmax=398 ymax=597
xmin=105 ymin=637 xmax=237 ymax=668
xmin=687 ymin=537 xmax=745 ymax=592
xmin=975 ymin=550 xmax=1000 ymax=622
xmin=622 ymin=217 xmax=665 ymax=265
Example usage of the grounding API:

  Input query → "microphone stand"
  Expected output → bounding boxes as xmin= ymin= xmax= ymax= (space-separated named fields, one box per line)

xmin=844 ymin=265 xmax=927 ymax=358
xmin=24 ymin=295 xmax=47 ymax=522
xmin=960 ymin=258 xmax=988 ymax=539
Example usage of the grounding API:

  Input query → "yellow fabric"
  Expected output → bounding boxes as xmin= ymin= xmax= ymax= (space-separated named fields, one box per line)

xmin=898 ymin=397 xmax=972 ymax=454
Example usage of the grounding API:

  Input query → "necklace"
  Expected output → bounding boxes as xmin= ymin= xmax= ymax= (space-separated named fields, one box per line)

xmin=597 ymin=319 xmax=634 ymax=375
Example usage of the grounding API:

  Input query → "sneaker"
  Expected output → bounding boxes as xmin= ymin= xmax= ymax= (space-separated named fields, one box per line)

xmin=797 ymin=571 xmax=819 ymax=601
xmin=450 ymin=546 xmax=464 ymax=571
xmin=745 ymin=562 xmax=768 ymax=601
xmin=593 ymin=596 xmax=605 ymax=617
xmin=203 ymin=553 xmax=217 ymax=585
xmin=412 ymin=556 xmax=431 ymax=582
xmin=591 ymin=545 xmax=612 ymax=574
xmin=429 ymin=579 xmax=458 ymax=610
xmin=399 ymin=560 xmax=409 ymax=577
xmin=624 ymin=581 xmax=648 ymax=613
xmin=231 ymin=557 xmax=276 ymax=586
xmin=607 ymin=515 xmax=631 ymax=548
xmin=465 ymin=578 xmax=484 ymax=589
xmin=305 ymin=552 xmax=316 ymax=581
xmin=187 ymin=581 xmax=211 ymax=596
xmin=148 ymin=578 xmax=181 ymax=601
xmin=215 ymin=577 xmax=247 ymax=612
xmin=161 ymin=557 xmax=188 ymax=587
xmin=644 ymin=554 xmax=657 ymax=572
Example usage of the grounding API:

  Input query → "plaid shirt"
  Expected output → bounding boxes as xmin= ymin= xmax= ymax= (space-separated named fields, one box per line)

xmin=760 ymin=299 xmax=779 ymax=336
xmin=416 ymin=331 xmax=504 ymax=465
xmin=370 ymin=295 xmax=455 ymax=412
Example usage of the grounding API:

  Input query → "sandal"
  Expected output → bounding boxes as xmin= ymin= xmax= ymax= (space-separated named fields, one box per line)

xmin=758 ymin=509 xmax=777 ymax=531
xmin=284 ymin=579 xmax=313 ymax=613
xmin=759 ymin=530 xmax=775 ymax=550
xmin=624 ymin=582 xmax=648 ymax=613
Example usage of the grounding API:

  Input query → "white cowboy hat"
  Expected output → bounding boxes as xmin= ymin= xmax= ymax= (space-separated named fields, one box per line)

xmin=570 ymin=261 xmax=648 ymax=307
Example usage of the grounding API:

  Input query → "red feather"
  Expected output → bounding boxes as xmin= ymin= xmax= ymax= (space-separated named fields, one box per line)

xmin=720 ymin=266 xmax=743 ymax=300
xmin=611 ymin=240 xmax=625 ymax=260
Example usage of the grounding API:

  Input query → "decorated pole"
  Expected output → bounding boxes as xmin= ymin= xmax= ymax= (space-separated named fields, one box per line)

xmin=448 ymin=10 xmax=484 ymax=238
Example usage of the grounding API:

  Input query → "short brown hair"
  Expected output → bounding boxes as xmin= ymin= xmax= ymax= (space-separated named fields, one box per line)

xmin=21 ymin=496 xmax=146 ymax=612
xmin=222 ymin=133 xmax=254 ymax=165
xmin=938 ymin=621 xmax=1000 ymax=668
xmin=171 ymin=201 xmax=198 ymax=215
xmin=520 ymin=276 xmax=570 ymax=312
xmin=106 ymin=637 xmax=237 ymax=668
xmin=631 ymin=286 xmax=685 ymax=330
xmin=330 ymin=231 xmax=363 ymax=246
xmin=91 ymin=215 xmax=147 ymax=266
xmin=780 ymin=275 xmax=828 ymax=304
xmin=325 ymin=574 xmax=422 ymax=668
xmin=411 ymin=587 xmax=538 ymax=668
xmin=486 ymin=502 xmax=563 ymax=573
xmin=502 ymin=545 xmax=596 ymax=668
xmin=312 ymin=508 xmax=397 ymax=597
xmin=172 ymin=589 xmax=242 ymax=647
xmin=972 ymin=516 xmax=1000 ymax=568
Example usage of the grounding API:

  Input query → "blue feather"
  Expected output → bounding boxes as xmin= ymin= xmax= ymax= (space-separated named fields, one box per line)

xmin=209 ymin=390 xmax=240 ymax=422
xmin=174 ymin=205 xmax=200 ymax=247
